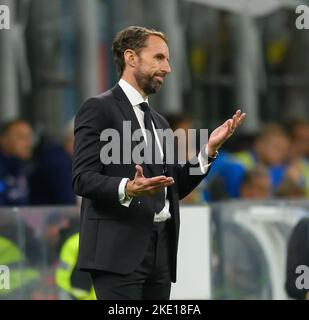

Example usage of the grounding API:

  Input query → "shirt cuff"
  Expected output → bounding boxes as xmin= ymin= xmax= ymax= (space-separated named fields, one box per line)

xmin=198 ymin=144 xmax=213 ymax=175
xmin=118 ymin=178 xmax=133 ymax=207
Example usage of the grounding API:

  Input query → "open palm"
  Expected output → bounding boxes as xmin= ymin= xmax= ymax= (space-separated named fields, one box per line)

xmin=208 ymin=110 xmax=246 ymax=155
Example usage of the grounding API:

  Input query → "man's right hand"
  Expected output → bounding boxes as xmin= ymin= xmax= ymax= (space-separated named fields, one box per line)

xmin=125 ymin=165 xmax=174 ymax=198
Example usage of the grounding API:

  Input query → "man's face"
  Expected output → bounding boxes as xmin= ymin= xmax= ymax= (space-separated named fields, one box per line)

xmin=255 ymin=135 xmax=290 ymax=166
xmin=1 ymin=122 xmax=33 ymax=160
xmin=133 ymin=35 xmax=171 ymax=96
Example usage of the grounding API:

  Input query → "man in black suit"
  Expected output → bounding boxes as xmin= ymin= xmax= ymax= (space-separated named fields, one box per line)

xmin=72 ymin=26 xmax=246 ymax=300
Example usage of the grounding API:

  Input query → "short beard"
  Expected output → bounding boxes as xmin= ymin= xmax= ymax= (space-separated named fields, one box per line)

xmin=134 ymin=69 xmax=162 ymax=96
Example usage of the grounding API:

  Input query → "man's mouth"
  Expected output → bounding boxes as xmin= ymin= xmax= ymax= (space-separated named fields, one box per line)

xmin=154 ymin=75 xmax=164 ymax=83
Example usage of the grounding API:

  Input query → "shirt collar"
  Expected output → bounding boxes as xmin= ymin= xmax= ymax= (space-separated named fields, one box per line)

xmin=118 ymin=79 xmax=149 ymax=108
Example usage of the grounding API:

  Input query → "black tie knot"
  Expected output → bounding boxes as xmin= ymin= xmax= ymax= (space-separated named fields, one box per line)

xmin=140 ymin=102 xmax=150 ymax=113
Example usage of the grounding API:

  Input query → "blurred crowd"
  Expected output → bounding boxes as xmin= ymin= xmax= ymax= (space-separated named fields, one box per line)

xmin=0 ymin=118 xmax=77 ymax=207
xmin=208 ymin=118 xmax=309 ymax=201
xmin=0 ymin=119 xmax=85 ymax=299
xmin=167 ymin=114 xmax=309 ymax=204
xmin=1 ymin=115 xmax=309 ymax=207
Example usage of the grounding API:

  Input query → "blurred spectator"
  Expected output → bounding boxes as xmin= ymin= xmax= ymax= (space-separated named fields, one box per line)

xmin=234 ymin=123 xmax=290 ymax=179
xmin=30 ymin=119 xmax=77 ymax=205
xmin=0 ymin=211 xmax=41 ymax=299
xmin=41 ymin=212 xmax=71 ymax=264
xmin=0 ymin=119 xmax=33 ymax=206
xmin=275 ymin=161 xmax=307 ymax=198
xmin=284 ymin=119 xmax=309 ymax=198
xmin=205 ymin=123 xmax=292 ymax=201
xmin=55 ymin=231 xmax=96 ymax=300
xmin=240 ymin=166 xmax=271 ymax=199
xmin=287 ymin=119 xmax=309 ymax=160
xmin=204 ymin=151 xmax=248 ymax=201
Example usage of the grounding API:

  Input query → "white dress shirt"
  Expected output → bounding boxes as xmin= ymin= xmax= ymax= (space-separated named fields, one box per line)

xmin=117 ymin=79 xmax=211 ymax=222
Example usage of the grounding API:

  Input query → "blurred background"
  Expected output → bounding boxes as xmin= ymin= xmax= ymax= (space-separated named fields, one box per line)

xmin=0 ymin=0 xmax=309 ymax=300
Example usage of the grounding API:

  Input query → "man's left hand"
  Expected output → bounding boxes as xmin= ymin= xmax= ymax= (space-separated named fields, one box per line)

xmin=208 ymin=109 xmax=246 ymax=157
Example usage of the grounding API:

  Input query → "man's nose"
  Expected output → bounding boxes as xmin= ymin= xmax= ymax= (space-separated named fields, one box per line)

xmin=162 ymin=61 xmax=171 ymax=74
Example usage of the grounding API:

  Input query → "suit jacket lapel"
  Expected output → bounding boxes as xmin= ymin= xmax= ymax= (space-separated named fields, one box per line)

xmin=111 ymin=84 xmax=156 ymax=177
xmin=112 ymin=84 xmax=141 ymax=147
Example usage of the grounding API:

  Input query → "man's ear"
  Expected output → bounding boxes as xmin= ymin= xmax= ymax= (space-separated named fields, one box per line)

xmin=124 ymin=49 xmax=137 ymax=68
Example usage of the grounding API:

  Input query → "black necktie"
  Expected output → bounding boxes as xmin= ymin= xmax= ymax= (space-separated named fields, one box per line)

xmin=140 ymin=102 xmax=166 ymax=214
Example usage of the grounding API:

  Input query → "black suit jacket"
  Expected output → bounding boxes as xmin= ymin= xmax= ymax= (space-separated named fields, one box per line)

xmin=72 ymin=84 xmax=211 ymax=282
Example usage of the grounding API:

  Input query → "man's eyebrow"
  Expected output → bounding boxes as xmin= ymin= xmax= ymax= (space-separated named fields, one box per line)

xmin=155 ymin=53 xmax=170 ymax=61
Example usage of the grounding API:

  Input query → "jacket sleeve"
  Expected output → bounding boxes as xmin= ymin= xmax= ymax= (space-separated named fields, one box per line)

xmin=157 ymin=113 xmax=212 ymax=201
xmin=173 ymin=155 xmax=211 ymax=200
xmin=72 ymin=97 xmax=123 ymax=205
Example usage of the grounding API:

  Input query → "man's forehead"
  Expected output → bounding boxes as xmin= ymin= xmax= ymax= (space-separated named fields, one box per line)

xmin=8 ymin=122 xmax=31 ymax=133
xmin=144 ymin=35 xmax=169 ymax=55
